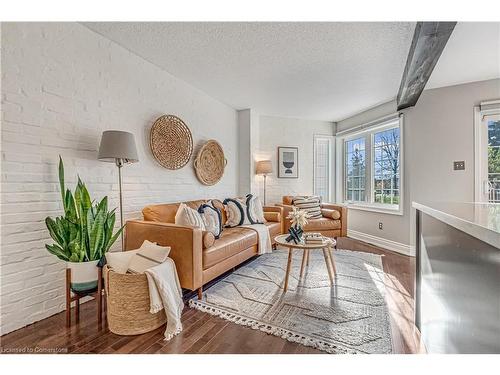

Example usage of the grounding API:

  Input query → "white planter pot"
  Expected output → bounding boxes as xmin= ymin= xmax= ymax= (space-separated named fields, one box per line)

xmin=67 ymin=260 xmax=99 ymax=292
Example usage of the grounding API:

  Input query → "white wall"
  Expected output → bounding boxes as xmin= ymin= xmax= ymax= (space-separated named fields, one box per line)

xmin=336 ymin=78 xmax=500 ymax=253
xmin=237 ymin=109 xmax=260 ymax=197
xmin=0 ymin=23 xmax=238 ymax=335
xmin=255 ymin=115 xmax=335 ymax=205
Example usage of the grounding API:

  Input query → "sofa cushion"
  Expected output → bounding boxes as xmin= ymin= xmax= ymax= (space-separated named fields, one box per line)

xmin=265 ymin=221 xmax=281 ymax=242
xmin=203 ymin=227 xmax=258 ymax=269
xmin=304 ymin=218 xmax=341 ymax=231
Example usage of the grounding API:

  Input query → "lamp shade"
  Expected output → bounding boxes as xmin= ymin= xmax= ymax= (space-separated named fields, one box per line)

xmin=98 ymin=130 xmax=139 ymax=163
xmin=256 ymin=160 xmax=273 ymax=175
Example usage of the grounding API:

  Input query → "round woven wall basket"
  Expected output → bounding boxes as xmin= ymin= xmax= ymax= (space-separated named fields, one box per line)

xmin=194 ymin=140 xmax=227 ymax=185
xmin=150 ymin=115 xmax=193 ymax=170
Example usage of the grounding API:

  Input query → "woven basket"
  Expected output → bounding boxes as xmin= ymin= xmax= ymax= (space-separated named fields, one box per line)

xmin=150 ymin=115 xmax=193 ymax=170
xmin=194 ymin=139 xmax=227 ymax=185
xmin=103 ymin=265 xmax=166 ymax=335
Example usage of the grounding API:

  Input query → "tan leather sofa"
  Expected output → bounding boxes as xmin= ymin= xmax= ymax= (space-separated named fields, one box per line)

xmin=125 ymin=199 xmax=284 ymax=298
xmin=276 ymin=196 xmax=347 ymax=238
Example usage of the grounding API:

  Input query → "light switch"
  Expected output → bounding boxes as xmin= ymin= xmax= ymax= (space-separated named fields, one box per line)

xmin=453 ymin=161 xmax=465 ymax=170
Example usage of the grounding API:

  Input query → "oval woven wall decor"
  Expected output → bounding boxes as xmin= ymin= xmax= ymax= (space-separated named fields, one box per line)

xmin=150 ymin=115 xmax=193 ymax=170
xmin=194 ymin=140 xmax=227 ymax=185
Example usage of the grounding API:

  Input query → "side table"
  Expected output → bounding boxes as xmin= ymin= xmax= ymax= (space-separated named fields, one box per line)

xmin=274 ymin=234 xmax=337 ymax=292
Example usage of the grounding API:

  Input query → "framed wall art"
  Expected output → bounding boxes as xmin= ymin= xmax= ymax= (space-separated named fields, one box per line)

xmin=278 ymin=147 xmax=298 ymax=178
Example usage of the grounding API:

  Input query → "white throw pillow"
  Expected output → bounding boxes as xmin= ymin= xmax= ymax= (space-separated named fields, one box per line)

xmin=175 ymin=203 xmax=206 ymax=230
xmin=106 ymin=249 xmax=139 ymax=274
xmin=127 ymin=240 xmax=171 ymax=274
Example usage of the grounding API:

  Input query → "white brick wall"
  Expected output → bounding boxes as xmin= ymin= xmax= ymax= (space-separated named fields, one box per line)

xmin=0 ymin=22 xmax=238 ymax=335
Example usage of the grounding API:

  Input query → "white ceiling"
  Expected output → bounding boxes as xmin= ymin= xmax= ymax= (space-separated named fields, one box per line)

xmin=84 ymin=22 xmax=499 ymax=122
xmin=427 ymin=22 xmax=500 ymax=90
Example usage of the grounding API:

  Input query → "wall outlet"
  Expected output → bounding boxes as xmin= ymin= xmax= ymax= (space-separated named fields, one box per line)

xmin=378 ymin=222 xmax=383 ymax=230
xmin=453 ymin=161 xmax=465 ymax=170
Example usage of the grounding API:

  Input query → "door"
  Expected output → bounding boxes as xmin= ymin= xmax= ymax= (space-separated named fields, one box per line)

xmin=475 ymin=102 xmax=500 ymax=202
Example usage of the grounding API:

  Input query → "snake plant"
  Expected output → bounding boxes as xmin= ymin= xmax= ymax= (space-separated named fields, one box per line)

xmin=45 ymin=156 xmax=123 ymax=262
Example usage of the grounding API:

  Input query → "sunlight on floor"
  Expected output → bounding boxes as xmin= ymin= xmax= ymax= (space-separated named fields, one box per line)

xmin=364 ymin=262 xmax=423 ymax=353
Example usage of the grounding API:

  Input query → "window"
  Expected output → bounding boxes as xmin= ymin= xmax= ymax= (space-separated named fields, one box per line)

xmin=314 ymin=135 xmax=335 ymax=202
xmin=336 ymin=115 xmax=403 ymax=213
xmin=344 ymin=137 xmax=365 ymax=202
xmin=373 ymin=128 xmax=400 ymax=205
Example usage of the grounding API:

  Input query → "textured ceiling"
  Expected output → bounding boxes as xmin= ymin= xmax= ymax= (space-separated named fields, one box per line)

xmin=427 ymin=22 xmax=500 ymax=90
xmin=84 ymin=22 xmax=415 ymax=121
xmin=83 ymin=22 xmax=500 ymax=121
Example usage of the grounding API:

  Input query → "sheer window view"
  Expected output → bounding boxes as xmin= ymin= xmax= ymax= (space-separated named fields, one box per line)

xmin=488 ymin=120 xmax=500 ymax=202
xmin=374 ymin=128 xmax=400 ymax=205
xmin=345 ymin=137 xmax=366 ymax=202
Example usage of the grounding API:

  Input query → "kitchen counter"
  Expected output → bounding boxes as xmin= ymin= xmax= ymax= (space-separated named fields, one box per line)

xmin=414 ymin=201 xmax=500 ymax=353
xmin=412 ymin=201 xmax=500 ymax=249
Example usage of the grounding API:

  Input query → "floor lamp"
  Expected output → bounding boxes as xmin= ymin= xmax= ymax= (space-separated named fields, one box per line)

xmin=98 ymin=130 xmax=139 ymax=250
xmin=256 ymin=160 xmax=273 ymax=206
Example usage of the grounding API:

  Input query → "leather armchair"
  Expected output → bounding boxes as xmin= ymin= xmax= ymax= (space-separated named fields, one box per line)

xmin=276 ymin=196 xmax=347 ymax=238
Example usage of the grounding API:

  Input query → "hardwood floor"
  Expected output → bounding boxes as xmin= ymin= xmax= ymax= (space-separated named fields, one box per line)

xmin=0 ymin=238 xmax=423 ymax=354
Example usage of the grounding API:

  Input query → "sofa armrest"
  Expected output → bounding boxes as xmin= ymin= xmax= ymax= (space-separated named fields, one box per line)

xmin=264 ymin=206 xmax=284 ymax=234
xmin=125 ymin=220 xmax=203 ymax=290
xmin=275 ymin=203 xmax=294 ymax=233
xmin=320 ymin=203 xmax=348 ymax=237
xmin=264 ymin=211 xmax=280 ymax=222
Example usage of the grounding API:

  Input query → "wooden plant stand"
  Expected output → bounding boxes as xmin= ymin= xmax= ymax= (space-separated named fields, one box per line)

xmin=65 ymin=267 xmax=104 ymax=327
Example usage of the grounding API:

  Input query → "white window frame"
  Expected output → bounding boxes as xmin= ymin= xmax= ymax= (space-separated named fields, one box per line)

xmin=335 ymin=114 xmax=404 ymax=215
xmin=313 ymin=134 xmax=335 ymax=202
xmin=474 ymin=100 xmax=500 ymax=202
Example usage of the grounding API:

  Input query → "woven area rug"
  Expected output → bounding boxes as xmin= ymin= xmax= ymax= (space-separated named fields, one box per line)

xmin=189 ymin=248 xmax=393 ymax=354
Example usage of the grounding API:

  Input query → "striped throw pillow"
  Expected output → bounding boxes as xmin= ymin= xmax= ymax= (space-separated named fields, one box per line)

xmin=292 ymin=196 xmax=322 ymax=219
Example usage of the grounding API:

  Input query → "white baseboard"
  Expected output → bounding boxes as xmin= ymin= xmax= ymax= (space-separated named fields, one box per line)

xmin=347 ymin=229 xmax=413 ymax=256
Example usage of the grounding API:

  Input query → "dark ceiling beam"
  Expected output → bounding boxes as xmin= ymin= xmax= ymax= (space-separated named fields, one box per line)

xmin=397 ymin=22 xmax=456 ymax=111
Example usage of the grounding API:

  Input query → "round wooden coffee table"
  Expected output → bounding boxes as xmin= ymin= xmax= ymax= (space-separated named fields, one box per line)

xmin=274 ymin=234 xmax=337 ymax=292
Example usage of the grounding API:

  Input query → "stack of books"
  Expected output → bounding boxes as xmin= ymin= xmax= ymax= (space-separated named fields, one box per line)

xmin=303 ymin=232 xmax=324 ymax=245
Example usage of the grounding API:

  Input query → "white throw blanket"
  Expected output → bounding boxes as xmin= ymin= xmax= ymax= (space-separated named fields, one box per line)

xmin=144 ymin=258 xmax=184 ymax=340
xmin=241 ymin=224 xmax=272 ymax=255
